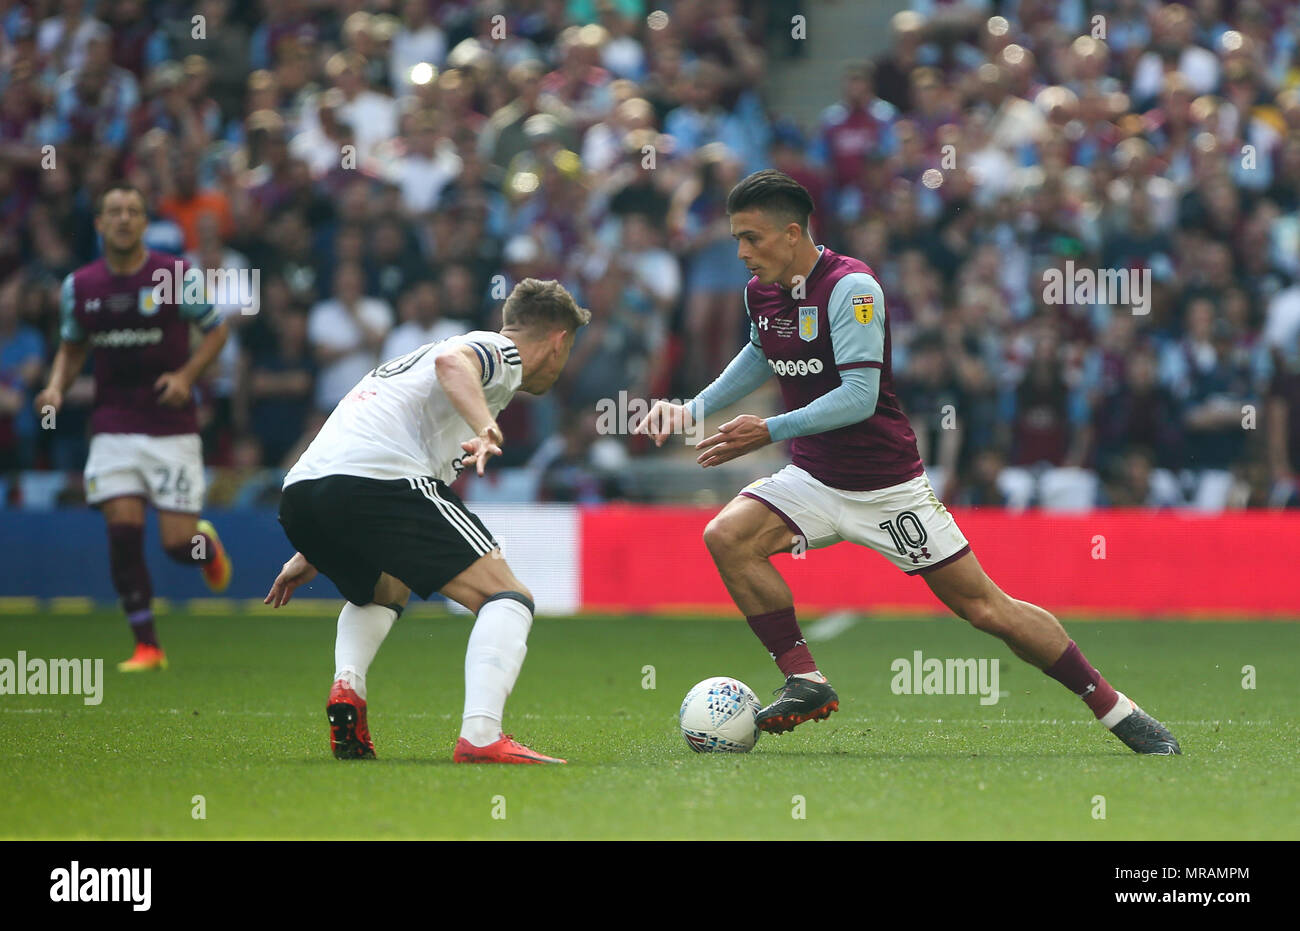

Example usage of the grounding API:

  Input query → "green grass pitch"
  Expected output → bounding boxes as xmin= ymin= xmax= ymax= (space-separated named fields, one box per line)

xmin=1 ymin=609 xmax=1296 ymax=839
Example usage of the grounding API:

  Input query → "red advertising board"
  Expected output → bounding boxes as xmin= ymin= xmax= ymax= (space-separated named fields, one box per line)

xmin=580 ymin=507 xmax=1300 ymax=618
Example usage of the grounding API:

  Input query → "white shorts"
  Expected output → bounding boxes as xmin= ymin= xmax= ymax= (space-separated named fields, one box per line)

xmin=84 ymin=433 xmax=207 ymax=513
xmin=739 ymin=465 xmax=970 ymax=574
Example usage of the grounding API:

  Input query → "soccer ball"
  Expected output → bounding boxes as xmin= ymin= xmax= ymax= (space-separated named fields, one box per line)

xmin=679 ymin=676 xmax=762 ymax=753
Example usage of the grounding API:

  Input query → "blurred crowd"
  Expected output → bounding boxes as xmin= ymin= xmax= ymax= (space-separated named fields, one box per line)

xmin=1 ymin=0 xmax=1299 ymax=509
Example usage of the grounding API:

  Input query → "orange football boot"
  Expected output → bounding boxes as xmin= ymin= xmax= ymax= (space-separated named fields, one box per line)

xmin=117 ymin=643 xmax=168 ymax=672
xmin=196 ymin=519 xmax=232 ymax=593
xmin=453 ymin=734 xmax=566 ymax=764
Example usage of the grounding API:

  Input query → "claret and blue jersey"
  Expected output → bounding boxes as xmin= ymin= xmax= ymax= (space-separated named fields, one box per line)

xmin=744 ymin=245 xmax=924 ymax=491
xmin=60 ymin=251 xmax=221 ymax=437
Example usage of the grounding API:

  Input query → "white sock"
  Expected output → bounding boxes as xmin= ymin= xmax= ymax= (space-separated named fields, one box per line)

xmin=461 ymin=595 xmax=532 ymax=746
xmin=793 ymin=670 xmax=826 ymax=683
xmin=333 ymin=602 xmax=399 ymax=701
xmin=1100 ymin=691 xmax=1135 ymax=729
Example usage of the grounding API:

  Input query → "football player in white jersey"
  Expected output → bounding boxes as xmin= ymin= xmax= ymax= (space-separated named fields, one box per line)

xmin=265 ymin=279 xmax=589 ymax=764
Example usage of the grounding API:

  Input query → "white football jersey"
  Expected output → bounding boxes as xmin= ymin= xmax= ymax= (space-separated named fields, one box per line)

xmin=284 ymin=330 xmax=523 ymax=487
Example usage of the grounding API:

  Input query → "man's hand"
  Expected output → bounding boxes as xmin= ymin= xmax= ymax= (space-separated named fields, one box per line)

xmin=265 ymin=552 xmax=318 ymax=608
xmin=695 ymin=414 xmax=772 ymax=467
xmin=632 ymin=400 xmax=694 ymax=447
xmin=33 ymin=385 xmax=63 ymax=415
xmin=154 ymin=371 xmax=194 ymax=407
xmin=459 ymin=422 xmax=504 ymax=476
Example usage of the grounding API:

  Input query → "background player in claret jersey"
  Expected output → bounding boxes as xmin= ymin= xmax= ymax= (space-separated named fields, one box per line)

xmin=264 ymin=279 xmax=589 ymax=764
xmin=35 ymin=184 xmax=234 ymax=673
xmin=638 ymin=170 xmax=1181 ymax=755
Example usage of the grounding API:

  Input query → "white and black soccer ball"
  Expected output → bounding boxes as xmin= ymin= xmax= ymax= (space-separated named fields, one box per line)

xmin=679 ymin=676 xmax=761 ymax=753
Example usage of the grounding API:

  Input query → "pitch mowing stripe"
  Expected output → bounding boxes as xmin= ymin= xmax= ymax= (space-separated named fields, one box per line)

xmin=0 ymin=706 xmax=1280 ymax=727
xmin=48 ymin=597 xmax=94 ymax=613
xmin=245 ymin=597 xmax=341 ymax=615
xmin=187 ymin=598 xmax=238 ymax=615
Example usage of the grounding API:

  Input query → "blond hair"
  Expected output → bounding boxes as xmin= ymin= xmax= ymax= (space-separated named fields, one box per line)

xmin=501 ymin=278 xmax=591 ymax=335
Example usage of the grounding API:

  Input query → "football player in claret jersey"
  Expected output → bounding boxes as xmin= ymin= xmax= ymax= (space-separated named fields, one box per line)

xmin=264 ymin=279 xmax=589 ymax=764
xmin=35 ymin=184 xmax=234 ymax=673
xmin=638 ymin=170 xmax=1180 ymax=754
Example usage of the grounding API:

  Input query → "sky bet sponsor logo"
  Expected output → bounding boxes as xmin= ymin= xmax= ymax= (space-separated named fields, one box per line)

xmin=89 ymin=327 xmax=163 ymax=348
xmin=0 ymin=652 xmax=103 ymax=705
xmin=49 ymin=862 xmax=151 ymax=911
xmin=768 ymin=357 xmax=824 ymax=377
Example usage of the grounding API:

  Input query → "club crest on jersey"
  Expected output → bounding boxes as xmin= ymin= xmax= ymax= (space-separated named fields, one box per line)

xmin=138 ymin=287 xmax=160 ymax=316
xmin=852 ymin=293 xmax=874 ymax=325
xmin=798 ymin=306 xmax=818 ymax=342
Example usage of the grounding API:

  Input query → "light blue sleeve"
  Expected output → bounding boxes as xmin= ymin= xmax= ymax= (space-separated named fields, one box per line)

xmin=687 ymin=343 xmax=771 ymax=421
xmin=763 ymin=272 xmax=888 ymax=441
xmin=827 ymin=271 xmax=886 ymax=369
xmin=59 ymin=274 xmax=84 ymax=342
xmin=766 ymin=367 xmax=880 ymax=442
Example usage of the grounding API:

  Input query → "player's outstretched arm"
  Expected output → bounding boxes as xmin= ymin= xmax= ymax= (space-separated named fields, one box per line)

xmin=709 ymin=270 xmax=886 ymax=460
xmin=686 ymin=342 xmax=771 ymax=424
xmin=634 ymin=342 xmax=771 ymax=447
xmin=265 ymin=551 xmax=318 ymax=608
xmin=435 ymin=344 xmax=504 ymax=475
xmin=34 ymin=339 xmax=89 ymax=414
xmin=696 ymin=369 xmax=882 ymax=467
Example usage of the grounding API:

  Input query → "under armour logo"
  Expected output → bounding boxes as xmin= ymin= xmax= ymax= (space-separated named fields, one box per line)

xmin=908 ymin=547 xmax=932 ymax=564
xmin=1082 ymin=683 xmax=1096 ymax=697
xmin=758 ymin=316 xmax=769 ymax=330
xmin=85 ymin=298 xmax=101 ymax=312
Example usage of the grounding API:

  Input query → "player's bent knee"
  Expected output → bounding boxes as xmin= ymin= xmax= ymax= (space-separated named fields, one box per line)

xmin=960 ymin=597 xmax=1007 ymax=636
xmin=702 ymin=517 xmax=732 ymax=555
xmin=483 ymin=589 xmax=535 ymax=614
xmin=703 ymin=512 xmax=752 ymax=557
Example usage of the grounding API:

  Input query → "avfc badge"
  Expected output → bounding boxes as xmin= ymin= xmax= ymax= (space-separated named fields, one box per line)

xmin=852 ymin=293 xmax=874 ymax=325
xmin=798 ymin=306 xmax=818 ymax=342
xmin=138 ymin=286 xmax=161 ymax=316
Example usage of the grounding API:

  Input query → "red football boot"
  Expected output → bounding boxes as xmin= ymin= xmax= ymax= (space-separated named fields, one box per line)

xmin=326 ymin=680 xmax=376 ymax=759
xmin=453 ymin=734 xmax=566 ymax=764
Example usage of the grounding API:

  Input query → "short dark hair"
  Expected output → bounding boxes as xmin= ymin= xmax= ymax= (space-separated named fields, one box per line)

xmin=726 ymin=169 xmax=814 ymax=231
xmin=502 ymin=278 xmax=591 ymax=335
xmin=96 ymin=183 xmax=146 ymax=215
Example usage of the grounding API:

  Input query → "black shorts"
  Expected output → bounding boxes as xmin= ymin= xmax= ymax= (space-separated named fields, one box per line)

xmin=278 ymin=475 xmax=498 ymax=605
